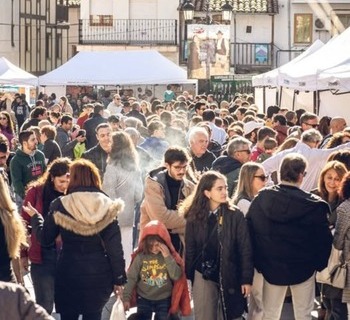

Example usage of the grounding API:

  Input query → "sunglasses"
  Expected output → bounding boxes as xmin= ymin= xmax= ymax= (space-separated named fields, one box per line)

xmin=303 ymin=122 xmax=319 ymax=128
xmin=254 ymin=175 xmax=268 ymax=182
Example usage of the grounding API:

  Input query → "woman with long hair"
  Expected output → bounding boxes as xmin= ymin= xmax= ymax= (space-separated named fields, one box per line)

xmin=23 ymin=159 xmax=126 ymax=320
xmin=232 ymin=162 xmax=267 ymax=320
xmin=0 ymin=174 xmax=27 ymax=282
xmin=21 ymin=158 xmax=71 ymax=314
xmin=102 ymin=131 xmax=143 ymax=267
xmin=59 ymin=96 xmax=73 ymax=115
xmin=314 ymin=160 xmax=348 ymax=319
xmin=0 ymin=111 xmax=15 ymax=149
xmin=180 ymin=170 xmax=253 ymax=320
xmin=233 ymin=162 xmax=267 ymax=216
xmin=140 ymin=100 xmax=153 ymax=117
xmin=333 ymin=172 xmax=350 ymax=315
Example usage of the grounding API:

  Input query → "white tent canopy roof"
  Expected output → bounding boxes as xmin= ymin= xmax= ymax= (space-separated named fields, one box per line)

xmin=0 ymin=57 xmax=38 ymax=86
xmin=39 ymin=50 xmax=196 ymax=86
xmin=252 ymin=40 xmax=324 ymax=87
xmin=278 ymin=27 xmax=350 ymax=91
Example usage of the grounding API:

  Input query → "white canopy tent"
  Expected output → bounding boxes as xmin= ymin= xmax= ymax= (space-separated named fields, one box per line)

xmin=278 ymin=27 xmax=350 ymax=91
xmin=252 ymin=40 xmax=324 ymax=88
xmin=0 ymin=57 xmax=38 ymax=86
xmin=39 ymin=50 xmax=197 ymax=86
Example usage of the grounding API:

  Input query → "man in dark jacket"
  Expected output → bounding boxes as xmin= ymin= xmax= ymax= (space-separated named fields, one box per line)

xmin=125 ymin=102 xmax=147 ymax=127
xmin=83 ymin=103 xmax=107 ymax=149
xmin=246 ymin=153 xmax=332 ymax=320
xmin=212 ymin=136 xmax=251 ymax=197
xmin=82 ymin=123 xmax=111 ymax=180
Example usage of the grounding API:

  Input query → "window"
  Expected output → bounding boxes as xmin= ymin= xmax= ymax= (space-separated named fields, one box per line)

xmin=89 ymin=15 xmax=113 ymax=27
xmin=46 ymin=33 xmax=52 ymax=59
xmin=25 ymin=25 xmax=30 ymax=52
xmin=331 ymin=10 xmax=350 ymax=35
xmin=294 ymin=14 xmax=312 ymax=44
xmin=56 ymin=33 xmax=62 ymax=59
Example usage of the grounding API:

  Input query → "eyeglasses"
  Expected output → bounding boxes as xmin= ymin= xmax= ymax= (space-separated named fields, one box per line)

xmin=200 ymin=108 xmax=207 ymax=111
xmin=303 ymin=122 xmax=319 ymax=128
xmin=237 ymin=149 xmax=251 ymax=154
xmin=254 ymin=175 xmax=268 ymax=182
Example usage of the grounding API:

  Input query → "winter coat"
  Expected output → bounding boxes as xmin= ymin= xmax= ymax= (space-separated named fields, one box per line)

xmin=126 ymin=220 xmax=191 ymax=316
xmin=212 ymin=155 xmax=242 ymax=197
xmin=185 ymin=204 xmax=254 ymax=319
xmin=10 ymin=149 xmax=46 ymax=199
xmin=140 ymin=168 xmax=194 ymax=234
xmin=102 ymin=163 xmax=143 ymax=227
xmin=333 ymin=199 xmax=350 ymax=302
xmin=83 ymin=114 xmax=107 ymax=150
xmin=139 ymin=137 xmax=169 ymax=162
xmin=274 ymin=124 xmax=288 ymax=146
xmin=126 ymin=110 xmax=147 ymax=127
xmin=82 ymin=144 xmax=108 ymax=179
xmin=30 ymin=187 xmax=126 ymax=314
xmin=55 ymin=127 xmax=77 ymax=159
xmin=21 ymin=185 xmax=63 ymax=264
xmin=0 ymin=281 xmax=53 ymax=319
xmin=43 ymin=139 xmax=61 ymax=164
xmin=190 ymin=149 xmax=216 ymax=174
xmin=246 ymin=184 xmax=333 ymax=285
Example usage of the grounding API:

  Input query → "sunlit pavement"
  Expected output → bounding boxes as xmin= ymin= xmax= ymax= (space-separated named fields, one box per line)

xmin=24 ymin=274 xmax=320 ymax=319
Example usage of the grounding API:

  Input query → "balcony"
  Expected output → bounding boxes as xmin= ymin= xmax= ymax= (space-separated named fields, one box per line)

xmin=231 ymin=42 xmax=274 ymax=74
xmin=79 ymin=19 xmax=177 ymax=46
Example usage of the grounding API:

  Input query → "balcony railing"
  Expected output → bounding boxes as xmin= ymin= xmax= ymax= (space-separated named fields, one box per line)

xmin=231 ymin=42 xmax=274 ymax=73
xmin=79 ymin=19 xmax=177 ymax=46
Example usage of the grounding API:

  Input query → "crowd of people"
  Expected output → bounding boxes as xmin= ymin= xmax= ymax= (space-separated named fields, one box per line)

xmin=0 ymin=88 xmax=350 ymax=320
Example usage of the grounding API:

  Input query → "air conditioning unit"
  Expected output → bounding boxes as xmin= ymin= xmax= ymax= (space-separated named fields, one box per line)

xmin=315 ymin=18 xmax=326 ymax=31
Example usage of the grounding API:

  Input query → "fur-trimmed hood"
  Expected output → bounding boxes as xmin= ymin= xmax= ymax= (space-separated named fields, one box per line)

xmin=53 ymin=191 xmax=125 ymax=236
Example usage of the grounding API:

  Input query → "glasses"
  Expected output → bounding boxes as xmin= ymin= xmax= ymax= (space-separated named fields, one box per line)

xmin=254 ymin=175 xmax=268 ymax=182
xmin=303 ymin=122 xmax=319 ymax=128
xmin=200 ymin=108 xmax=207 ymax=111
xmin=237 ymin=149 xmax=251 ymax=154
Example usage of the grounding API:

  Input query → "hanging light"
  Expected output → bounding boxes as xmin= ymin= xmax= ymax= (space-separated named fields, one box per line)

xmin=182 ymin=0 xmax=195 ymax=21
xmin=222 ymin=1 xmax=233 ymax=22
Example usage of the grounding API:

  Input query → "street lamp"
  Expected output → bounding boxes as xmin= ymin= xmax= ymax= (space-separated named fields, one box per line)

xmin=222 ymin=2 xmax=233 ymax=22
xmin=182 ymin=0 xmax=195 ymax=21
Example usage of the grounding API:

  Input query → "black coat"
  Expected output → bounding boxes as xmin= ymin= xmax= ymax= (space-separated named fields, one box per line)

xmin=31 ymin=187 xmax=126 ymax=314
xmin=246 ymin=184 xmax=333 ymax=286
xmin=83 ymin=115 xmax=107 ymax=150
xmin=43 ymin=139 xmax=62 ymax=164
xmin=185 ymin=204 xmax=253 ymax=319
xmin=82 ymin=144 xmax=108 ymax=179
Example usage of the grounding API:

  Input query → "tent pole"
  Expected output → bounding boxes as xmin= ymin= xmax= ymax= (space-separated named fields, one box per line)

xmin=279 ymin=86 xmax=283 ymax=108
xmin=292 ymin=90 xmax=296 ymax=111
xmin=263 ymin=87 xmax=266 ymax=114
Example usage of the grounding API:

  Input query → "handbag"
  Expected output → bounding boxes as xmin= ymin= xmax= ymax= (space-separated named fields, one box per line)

xmin=109 ymin=296 xmax=126 ymax=320
xmin=316 ymin=245 xmax=349 ymax=289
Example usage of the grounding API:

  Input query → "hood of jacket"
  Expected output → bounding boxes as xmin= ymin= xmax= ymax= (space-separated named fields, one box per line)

xmin=53 ymin=189 xmax=125 ymax=236
xmin=212 ymin=155 xmax=242 ymax=174
xmin=257 ymin=184 xmax=329 ymax=223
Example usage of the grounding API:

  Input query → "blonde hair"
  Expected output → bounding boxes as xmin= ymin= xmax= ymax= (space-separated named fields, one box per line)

xmin=0 ymin=175 xmax=28 ymax=258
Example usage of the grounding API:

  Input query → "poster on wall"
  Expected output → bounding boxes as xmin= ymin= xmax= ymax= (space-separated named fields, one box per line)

xmin=187 ymin=25 xmax=230 ymax=79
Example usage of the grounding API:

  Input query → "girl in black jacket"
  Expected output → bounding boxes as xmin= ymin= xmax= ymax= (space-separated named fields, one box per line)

xmin=180 ymin=170 xmax=253 ymax=320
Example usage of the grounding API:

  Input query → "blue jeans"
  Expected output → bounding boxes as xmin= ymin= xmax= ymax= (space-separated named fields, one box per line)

xmin=137 ymin=296 xmax=171 ymax=320
xmin=30 ymin=249 xmax=56 ymax=314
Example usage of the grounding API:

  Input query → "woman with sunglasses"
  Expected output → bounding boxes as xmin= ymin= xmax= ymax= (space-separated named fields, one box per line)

xmin=313 ymin=160 xmax=348 ymax=319
xmin=180 ymin=170 xmax=253 ymax=320
xmin=233 ymin=162 xmax=267 ymax=320
xmin=21 ymin=158 xmax=71 ymax=315
xmin=0 ymin=111 xmax=15 ymax=150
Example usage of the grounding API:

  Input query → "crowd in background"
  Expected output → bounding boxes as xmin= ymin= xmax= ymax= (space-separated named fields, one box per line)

xmin=0 ymin=87 xmax=350 ymax=320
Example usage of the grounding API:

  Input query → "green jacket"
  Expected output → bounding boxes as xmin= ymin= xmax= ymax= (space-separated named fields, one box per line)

xmin=10 ymin=149 xmax=46 ymax=199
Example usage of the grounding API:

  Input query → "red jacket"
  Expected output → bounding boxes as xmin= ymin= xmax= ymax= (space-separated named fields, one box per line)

xmin=129 ymin=220 xmax=191 ymax=316
xmin=21 ymin=186 xmax=44 ymax=264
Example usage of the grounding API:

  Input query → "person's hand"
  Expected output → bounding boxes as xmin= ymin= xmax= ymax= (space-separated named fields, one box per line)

xmin=123 ymin=301 xmax=130 ymax=312
xmin=158 ymin=243 xmax=170 ymax=258
xmin=241 ymin=284 xmax=251 ymax=298
xmin=20 ymin=256 xmax=29 ymax=274
xmin=114 ymin=285 xmax=124 ymax=296
xmin=22 ymin=202 xmax=39 ymax=217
